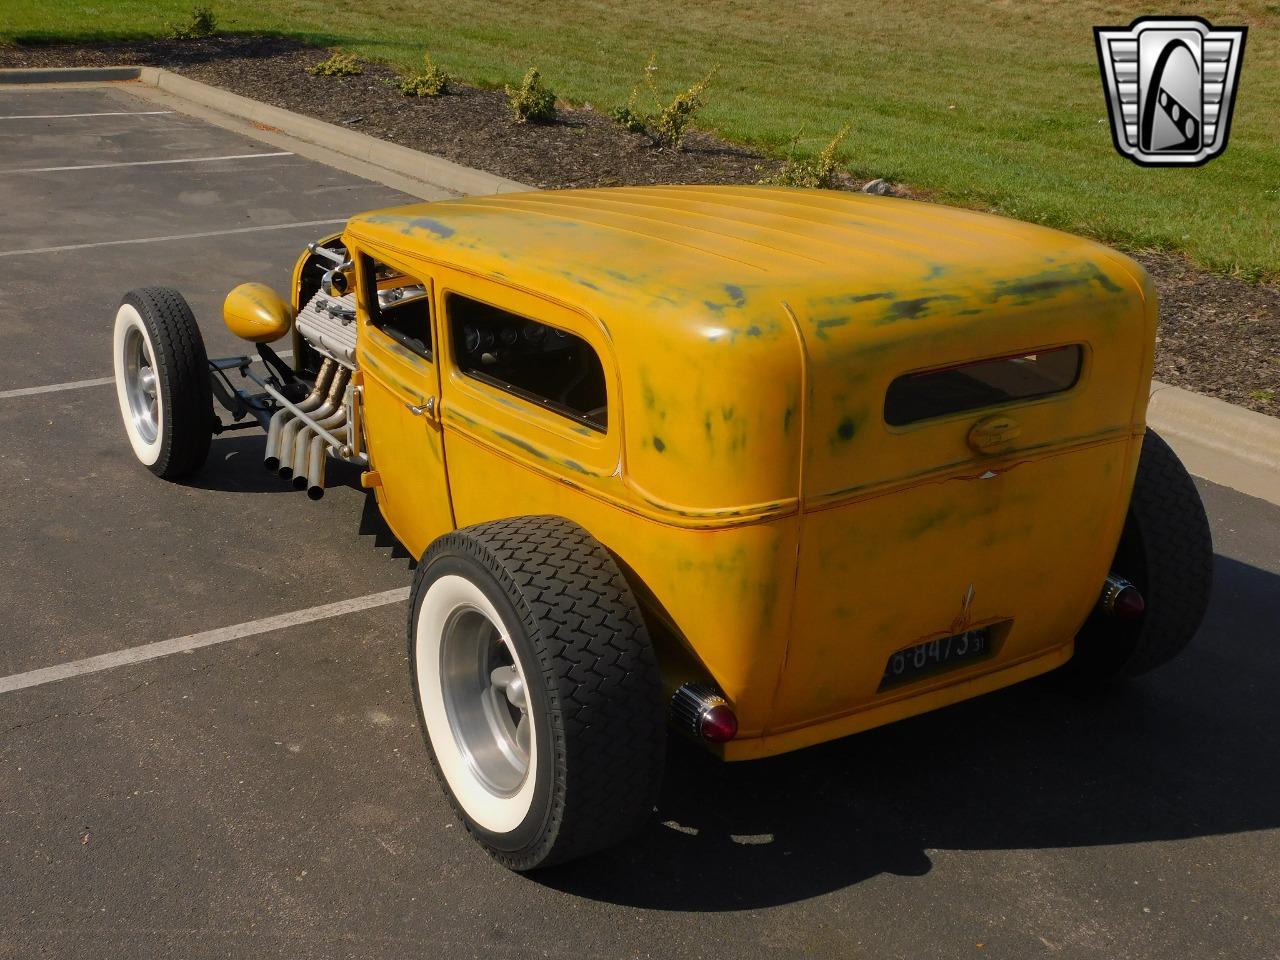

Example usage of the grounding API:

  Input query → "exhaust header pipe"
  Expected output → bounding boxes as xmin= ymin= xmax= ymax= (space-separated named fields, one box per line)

xmin=264 ymin=359 xmax=335 ymax=472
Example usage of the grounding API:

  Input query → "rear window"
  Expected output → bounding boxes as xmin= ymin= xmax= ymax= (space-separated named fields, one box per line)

xmin=446 ymin=293 xmax=608 ymax=432
xmin=884 ymin=345 xmax=1083 ymax=426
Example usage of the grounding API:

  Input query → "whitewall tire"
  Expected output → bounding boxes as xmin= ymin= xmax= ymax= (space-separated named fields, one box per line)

xmin=408 ymin=516 xmax=666 ymax=871
xmin=112 ymin=288 xmax=213 ymax=479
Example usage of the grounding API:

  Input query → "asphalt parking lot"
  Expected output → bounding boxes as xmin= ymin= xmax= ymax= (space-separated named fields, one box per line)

xmin=1 ymin=81 xmax=1278 ymax=960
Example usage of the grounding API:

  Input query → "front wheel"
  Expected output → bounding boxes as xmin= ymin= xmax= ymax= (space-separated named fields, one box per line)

xmin=112 ymin=287 xmax=213 ymax=479
xmin=1061 ymin=428 xmax=1213 ymax=688
xmin=408 ymin=516 xmax=666 ymax=871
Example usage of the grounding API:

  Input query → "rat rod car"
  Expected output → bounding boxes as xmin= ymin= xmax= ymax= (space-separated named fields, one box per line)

xmin=112 ymin=185 xmax=1211 ymax=870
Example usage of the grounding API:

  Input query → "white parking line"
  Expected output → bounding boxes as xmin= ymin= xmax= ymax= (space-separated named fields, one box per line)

xmin=0 ymin=351 xmax=293 ymax=400
xmin=0 ymin=218 xmax=347 ymax=258
xmin=0 ymin=376 xmax=114 ymax=399
xmin=0 ymin=587 xmax=410 ymax=695
xmin=0 ymin=151 xmax=293 ymax=175
xmin=0 ymin=110 xmax=174 ymax=121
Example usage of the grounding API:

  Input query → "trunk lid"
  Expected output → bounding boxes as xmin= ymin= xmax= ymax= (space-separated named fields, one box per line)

xmin=768 ymin=246 xmax=1155 ymax=732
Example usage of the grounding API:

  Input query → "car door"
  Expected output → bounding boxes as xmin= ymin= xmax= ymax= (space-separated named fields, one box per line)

xmin=355 ymin=248 xmax=454 ymax=559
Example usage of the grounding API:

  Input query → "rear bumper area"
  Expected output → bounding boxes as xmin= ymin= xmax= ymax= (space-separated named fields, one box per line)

xmin=722 ymin=639 xmax=1073 ymax=761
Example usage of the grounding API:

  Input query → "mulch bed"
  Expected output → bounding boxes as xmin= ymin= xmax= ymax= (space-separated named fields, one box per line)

xmin=3 ymin=36 xmax=1276 ymax=413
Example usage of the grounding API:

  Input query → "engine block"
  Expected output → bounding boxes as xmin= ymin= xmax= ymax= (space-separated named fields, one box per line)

xmin=296 ymin=289 xmax=358 ymax=368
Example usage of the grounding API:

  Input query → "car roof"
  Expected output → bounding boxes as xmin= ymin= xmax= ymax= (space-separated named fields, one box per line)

xmin=344 ymin=185 xmax=1111 ymax=331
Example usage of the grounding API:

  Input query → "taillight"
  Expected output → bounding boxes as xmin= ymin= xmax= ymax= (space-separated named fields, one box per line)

xmin=1099 ymin=575 xmax=1145 ymax=620
xmin=671 ymin=683 xmax=738 ymax=743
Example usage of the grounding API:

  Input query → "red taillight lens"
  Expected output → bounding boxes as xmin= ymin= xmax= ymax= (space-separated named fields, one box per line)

xmin=1112 ymin=585 xmax=1146 ymax=619
xmin=698 ymin=704 xmax=738 ymax=743
xmin=1099 ymin=575 xmax=1145 ymax=620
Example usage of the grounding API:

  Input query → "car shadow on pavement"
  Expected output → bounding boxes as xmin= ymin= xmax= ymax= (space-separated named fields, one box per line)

xmin=183 ymin=433 xmax=297 ymax=494
xmin=187 ymin=434 xmax=369 ymax=497
xmin=541 ymin=554 xmax=1280 ymax=911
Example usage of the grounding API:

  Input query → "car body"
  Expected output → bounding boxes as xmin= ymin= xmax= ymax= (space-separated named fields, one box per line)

xmin=114 ymin=185 xmax=1210 ymax=867
xmin=333 ymin=187 xmax=1154 ymax=758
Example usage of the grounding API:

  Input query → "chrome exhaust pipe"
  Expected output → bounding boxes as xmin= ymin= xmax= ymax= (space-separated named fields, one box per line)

xmin=305 ymin=421 xmax=342 ymax=500
xmin=306 ymin=434 xmax=327 ymax=500
xmin=278 ymin=367 xmax=347 ymax=480
xmin=264 ymin=359 xmax=335 ymax=472
xmin=295 ymin=400 xmax=349 ymax=495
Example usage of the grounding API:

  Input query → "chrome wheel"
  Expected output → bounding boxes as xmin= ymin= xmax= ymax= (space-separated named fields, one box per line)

xmin=122 ymin=325 xmax=160 ymax=445
xmin=440 ymin=605 xmax=532 ymax=797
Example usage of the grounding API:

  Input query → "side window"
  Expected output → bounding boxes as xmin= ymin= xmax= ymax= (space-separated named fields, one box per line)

xmin=884 ymin=345 xmax=1083 ymax=426
xmin=361 ymin=255 xmax=432 ymax=360
xmin=447 ymin=293 xmax=608 ymax=432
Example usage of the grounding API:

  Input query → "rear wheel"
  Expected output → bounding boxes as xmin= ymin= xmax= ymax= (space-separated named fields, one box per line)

xmin=112 ymin=287 xmax=213 ymax=479
xmin=1062 ymin=429 xmax=1213 ymax=688
xmin=409 ymin=516 xmax=666 ymax=871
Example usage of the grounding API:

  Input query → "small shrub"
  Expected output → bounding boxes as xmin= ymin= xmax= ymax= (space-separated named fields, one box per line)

xmin=761 ymin=124 xmax=851 ymax=189
xmin=308 ymin=53 xmax=363 ymax=78
xmin=399 ymin=52 xmax=450 ymax=97
xmin=609 ymin=56 xmax=716 ymax=150
xmin=653 ymin=69 xmax=715 ymax=148
xmin=168 ymin=5 xmax=217 ymax=40
xmin=609 ymin=101 xmax=648 ymax=134
xmin=506 ymin=68 xmax=556 ymax=124
xmin=610 ymin=54 xmax=658 ymax=133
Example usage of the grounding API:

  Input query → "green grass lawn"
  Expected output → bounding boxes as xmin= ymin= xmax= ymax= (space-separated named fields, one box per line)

xmin=3 ymin=0 xmax=1277 ymax=279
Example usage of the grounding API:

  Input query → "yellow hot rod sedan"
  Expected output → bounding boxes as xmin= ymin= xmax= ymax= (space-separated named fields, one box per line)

xmin=112 ymin=186 xmax=1212 ymax=870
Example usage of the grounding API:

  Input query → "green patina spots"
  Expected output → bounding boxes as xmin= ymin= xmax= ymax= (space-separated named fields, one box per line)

xmin=410 ymin=217 xmax=455 ymax=239
xmin=493 ymin=431 xmax=590 ymax=474
xmin=703 ymin=283 xmax=749 ymax=317
xmin=653 ymin=436 xmax=666 ymax=453
xmin=783 ymin=405 xmax=794 ymax=434
xmin=1091 ymin=266 xmax=1124 ymax=294
xmin=879 ymin=294 xmax=959 ymax=324
xmin=495 ymin=431 xmax=551 ymax=461
xmin=836 ymin=416 xmax=856 ymax=442
xmin=987 ymin=263 xmax=1124 ymax=304
xmin=814 ymin=316 xmax=849 ymax=339
xmin=363 ymin=213 xmax=456 ymax=240
xmin=746 ymin=324 xmax=763 ymax=337
xmin=814 ymin=290 xmax=894 ymax=307
xmin=721 ymin=406 xmax=735 ymax=422
xmin=906 ymin=504 xmax=955 ymax=538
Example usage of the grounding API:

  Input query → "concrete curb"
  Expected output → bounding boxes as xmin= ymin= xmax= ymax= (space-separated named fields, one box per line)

xmin=137 ymin=67 xmax=527 ymax=197
xmin=0 ymin=66 xmax=141 ymax=84
xmin=1148 ymin=381 xmax=1280 ymax=506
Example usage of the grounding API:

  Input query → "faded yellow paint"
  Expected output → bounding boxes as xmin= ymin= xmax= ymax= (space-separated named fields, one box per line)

xmin=240 ymin=186 xmax=1158 ymax=759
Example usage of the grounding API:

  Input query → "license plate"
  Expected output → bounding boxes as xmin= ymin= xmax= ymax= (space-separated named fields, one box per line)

xmin=879 ymin=627 xmax=993 ymax=690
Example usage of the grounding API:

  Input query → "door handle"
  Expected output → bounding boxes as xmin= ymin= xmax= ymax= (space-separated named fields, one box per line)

xmin=406 ymin=396 xmax=437 ymax=418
